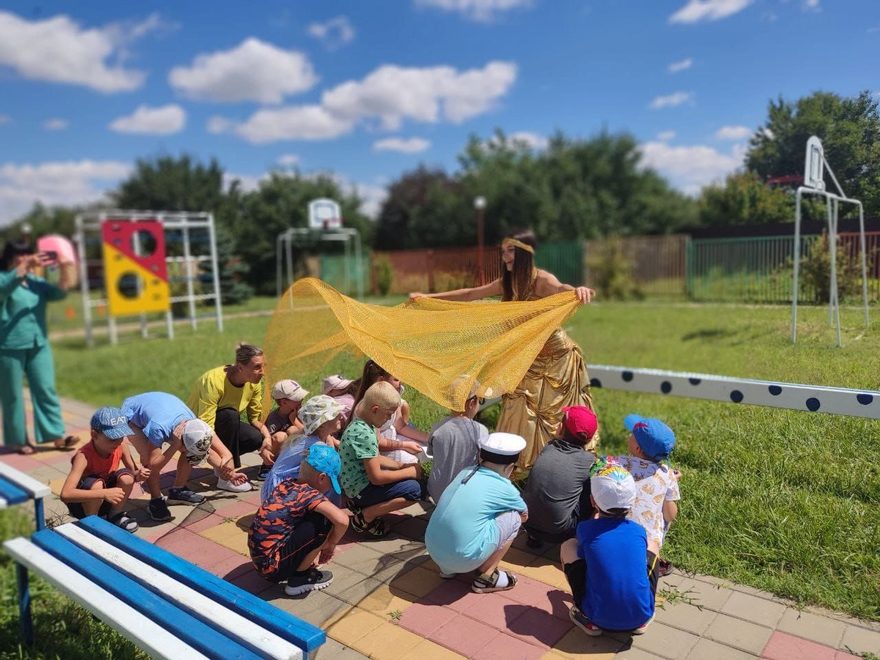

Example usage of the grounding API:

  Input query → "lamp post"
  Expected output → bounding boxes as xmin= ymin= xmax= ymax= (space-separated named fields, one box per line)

xmin=474 ymin=196 xmax=486 ymax=285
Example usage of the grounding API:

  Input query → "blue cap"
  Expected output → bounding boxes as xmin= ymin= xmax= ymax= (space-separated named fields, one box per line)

xmin=90 ymin=407 xmax=134 ymax=441
xmin=304 ymin=443 xmax=342 ymax=494
xmin=624 ymin=414 xmax=676 ymax=461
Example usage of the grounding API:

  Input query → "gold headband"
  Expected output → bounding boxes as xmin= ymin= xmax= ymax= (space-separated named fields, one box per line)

xmin=502 ymin=238 xmax=535 ymax=254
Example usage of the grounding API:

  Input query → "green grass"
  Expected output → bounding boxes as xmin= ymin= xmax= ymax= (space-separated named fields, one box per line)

xmin=4 ymin=299 xmax=877 ymax=653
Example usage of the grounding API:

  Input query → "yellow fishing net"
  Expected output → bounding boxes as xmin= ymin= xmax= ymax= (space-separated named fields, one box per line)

xmin=263 ymin=277 xmax=582 ymax=412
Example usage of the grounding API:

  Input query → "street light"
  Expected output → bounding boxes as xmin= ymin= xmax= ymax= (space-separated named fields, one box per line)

xmin=474 ymin=196 xmax=486 ymax=285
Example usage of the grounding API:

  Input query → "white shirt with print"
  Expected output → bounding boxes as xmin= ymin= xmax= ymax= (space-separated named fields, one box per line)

xmin=613 ymin=455 xmax=680 ymax=552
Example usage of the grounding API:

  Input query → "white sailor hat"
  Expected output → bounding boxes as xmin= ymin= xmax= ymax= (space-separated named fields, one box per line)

xmin=479 ymin=432 xmax=526 ymax=462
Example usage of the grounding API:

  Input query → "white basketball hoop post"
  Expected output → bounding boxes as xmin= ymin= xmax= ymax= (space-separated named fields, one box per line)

xmin=791 ymin=136 xmax=869 ymax=347
xmin=275 ymin=198 xmax=364 ymax=302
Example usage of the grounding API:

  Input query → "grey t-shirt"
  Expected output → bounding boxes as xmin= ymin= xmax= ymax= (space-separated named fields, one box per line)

xmin=427 ymin=415 xmax=487 ymax=502
xmin=523 ymin=438 xmax=596 ymax=538
xmin=266 ymin=409 xmax=293 ymax=435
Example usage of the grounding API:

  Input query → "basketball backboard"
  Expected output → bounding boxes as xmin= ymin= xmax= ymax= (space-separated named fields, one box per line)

xmin=804 ymin=136 xmax=825 ymax=191
xmin=308 ymin=198 xmax=342 ymax=230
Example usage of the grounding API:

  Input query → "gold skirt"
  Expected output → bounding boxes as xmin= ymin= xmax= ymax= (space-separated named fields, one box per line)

xmin=496 ymin=327 xmax=597 ymax=469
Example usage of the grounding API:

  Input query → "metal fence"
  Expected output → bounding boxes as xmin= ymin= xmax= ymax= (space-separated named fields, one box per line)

xmin=321 ymin=231 xmax=880 ymax=303
xmin=687 ymin=232 xmax=880 ymax=303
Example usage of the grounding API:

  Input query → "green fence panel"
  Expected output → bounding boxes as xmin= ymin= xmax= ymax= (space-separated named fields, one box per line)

xmin=320 ymin=252 xmax=371 ymax=296
xmin=536 ymin=241 xmax=583 ymax=286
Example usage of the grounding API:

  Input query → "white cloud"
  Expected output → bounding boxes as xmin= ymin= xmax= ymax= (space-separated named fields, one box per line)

xmin=373 ymin=137 xmax=432 ymax=153
xmin=225 ymin=105 xmax=354 ymax=144
xmin=803 ymin=0 xmax=820 ymax=10
xmin=109 ymin=104 xmax=186 ymax=135
xmin=415 ymin=0 xmax=533 ymax=22
xmin=668 ymin=58 xmax=693 ymax=73
xmin=508 ymin=131 xmax=548 ymax=149
xmin=307 ymin=16 xmax=355 ymax=49
xmin=322 ymin=61 xmax=517 ymax=129
xmin=223 ymin=172 xmax=265 ymax=194
xmin=0 ymin=160 xmax=131 ymax=226
xmin=277 ymin=154 xmax=300 ymax=167
xmin=715 ymin=124 xmax=751 ymax=140
xmin=657 ymin=130 xmax=676 ymax=141
xmin=0 ymin=10 xmax=163 ymax=92
xmin=649 ymin=91 xmax=694 ymax=109
xmin=168 ymin=38 xmax=317 ymax=103
xmin=0 ymin=115 xmax=11 ymax=125
xmin=640 ymin=141 xmax=744 ymax=194
xmin=206 ymin=116 xmax=234 ymax=135
xmin=669 ymin=0 xmax=753 ymax=24
xmin=43 ymin=118 xmax=69 ymax=131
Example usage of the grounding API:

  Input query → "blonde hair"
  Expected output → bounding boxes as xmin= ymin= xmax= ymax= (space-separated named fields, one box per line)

xmin=361 ymin=381 xmax=401 ymax=410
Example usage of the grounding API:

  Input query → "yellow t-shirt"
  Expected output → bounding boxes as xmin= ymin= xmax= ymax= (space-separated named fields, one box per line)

xmin=187 ymin=365 xmax=263 ymax=429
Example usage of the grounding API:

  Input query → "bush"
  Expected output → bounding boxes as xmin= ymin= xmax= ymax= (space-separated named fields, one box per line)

xmin=586 ymin=237 xmax=643 ymax=300
xmin=800 ymin=232 xmax=873 ymax=304
xmin=374 ymin=256 xmax=393 ymax=296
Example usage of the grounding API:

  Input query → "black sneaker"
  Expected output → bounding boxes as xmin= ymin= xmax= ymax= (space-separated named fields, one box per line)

xmin=148 ymin=497 xmax=172 ymax=522
xmin=284 ymin=568 xmax=333 ymax=596
xmin=254 ymin=465 xmax=272 ymax=482
xmin=167 ymin=487 xmax=206 ymax=505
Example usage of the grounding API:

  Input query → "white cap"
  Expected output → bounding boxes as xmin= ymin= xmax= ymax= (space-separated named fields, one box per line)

xmin=591 ymin=465 xmax=636 ymax=513
xmin=479 ymin=432 xmax=526 ymax=456
xmin=271 ymin=379 xmax=309 ymax=402
xmin=322 ymin=374 xmax=354 ymax=394
xmin=182 ymin=419 xmax=212 ymax=464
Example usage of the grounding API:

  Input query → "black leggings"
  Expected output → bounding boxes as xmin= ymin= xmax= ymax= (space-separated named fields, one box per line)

xmin=276 ymin=511 xmax=332 ymax=581
xmin=214 ymin=407 xmax=263 ymax=468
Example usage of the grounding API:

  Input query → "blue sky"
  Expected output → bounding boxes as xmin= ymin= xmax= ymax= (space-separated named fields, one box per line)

xmin=0 ymin=0 xmax=878 ymax=225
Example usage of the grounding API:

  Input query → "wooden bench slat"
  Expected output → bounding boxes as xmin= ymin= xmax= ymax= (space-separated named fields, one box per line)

xmin=56 ymin=523 xmax=302 ymax=660
xmin=31 ymin=529 xmax=263 ymax=660
xmin=3 ymin=537 xmax=211 ymax=660
xmin=0 ymin=461 xmax=51 ymax=499
xmin=79 ymin=516 xmax=326 ymax=652
xmin=0 ymin=477 xmax=29 ymax=506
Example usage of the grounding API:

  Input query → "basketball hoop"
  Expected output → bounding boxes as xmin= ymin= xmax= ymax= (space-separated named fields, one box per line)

xmin=309 ymin=198 xmax=342 ymax=230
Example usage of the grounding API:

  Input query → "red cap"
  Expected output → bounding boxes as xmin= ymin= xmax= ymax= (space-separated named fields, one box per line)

xmin=561 ymin=406 xmax=598 ymax=441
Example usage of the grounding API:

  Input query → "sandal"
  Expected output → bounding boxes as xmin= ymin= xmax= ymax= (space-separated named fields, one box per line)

xmin=350 ymin=510 xmax=386 ymax=537
xmin=109 ymin=512 xmax=139 ymax=533
xmin=472 ymin=569 xmax=517 ymax=594
xmin=17 ymin=443 xmax=37 ymax=455
xmin=53 ymin=435 xmax=79 ymax=450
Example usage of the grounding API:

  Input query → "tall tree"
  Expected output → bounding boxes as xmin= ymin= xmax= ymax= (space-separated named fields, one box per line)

xmin=746 ymin=91 xmax=880 ymax=216
xmin=697 ymin=171 xmax=793 ymax=226
xmin=113 ymin=155 xmax=226 ymax=214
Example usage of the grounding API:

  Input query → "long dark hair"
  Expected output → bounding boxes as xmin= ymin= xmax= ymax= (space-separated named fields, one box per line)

xmin=348 ymin=359 xmax=392 ymax=427
xmin=0 ymin=240 xmax=33 ymax=271
xmin=501 ymin=230 xmax=537 ymax=302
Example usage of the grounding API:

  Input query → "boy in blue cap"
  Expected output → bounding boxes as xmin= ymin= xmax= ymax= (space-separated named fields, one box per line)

xmin=60 ymin=407 xmax=149 ymax=533
xmin=248 ymin=443 xmax=350 ymax=596
xmin=613 ymin=414 xmax=680 ymax=574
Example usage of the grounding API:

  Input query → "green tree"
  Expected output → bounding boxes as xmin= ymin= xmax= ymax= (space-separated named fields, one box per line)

xmin=234 ymin=172 xmax=372 ymax=294
xmin=697 ymin=171 xmax=793 ymax=226
xmin=746 ymin=91 xmax=880 ymax=216
xmin=113 ymin=155 xmax=226 ymax=215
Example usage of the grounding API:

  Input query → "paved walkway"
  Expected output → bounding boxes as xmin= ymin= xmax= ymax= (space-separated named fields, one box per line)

xmin=2 ymin=395 xmax=878 ymax=659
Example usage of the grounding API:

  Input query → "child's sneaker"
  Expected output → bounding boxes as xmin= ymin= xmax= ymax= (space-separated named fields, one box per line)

xmin=284 ymin=568 xmax=333 ymax=596
xmin=254 ymin=465 xmax=272 ymax=481
xmin=217 ymin=477 xmax=252 ymax=493
xmin=569 ymin=606 xmax=602 ymax=636
xmin=631 ymin=615 xmax=654 ymax=635
xmin=655 ymin=558 xmax=673 ymax=577
xmin=167 ymin=487 xmax=206 ymax=505
xmin=148 ymin=497 xmax=172 ymax=522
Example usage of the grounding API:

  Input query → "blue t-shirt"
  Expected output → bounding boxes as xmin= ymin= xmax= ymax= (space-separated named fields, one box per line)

xmin=576 ymin=517 xmax=654 ymax=631
xmin=122 ymin=392 xmax=194 ymax=447
xmin=260 ymin=435 xmax=322 ymax=503
xmin=425 ymin=466 xmax=527 ymax=574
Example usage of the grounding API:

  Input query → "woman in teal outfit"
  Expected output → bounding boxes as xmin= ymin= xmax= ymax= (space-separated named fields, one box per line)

xmin=0 ymin=240 xmax=78 ymax=454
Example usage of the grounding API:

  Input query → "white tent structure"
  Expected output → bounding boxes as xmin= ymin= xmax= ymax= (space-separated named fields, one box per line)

xmin=791 ymin=136 xmax=870 ymax=347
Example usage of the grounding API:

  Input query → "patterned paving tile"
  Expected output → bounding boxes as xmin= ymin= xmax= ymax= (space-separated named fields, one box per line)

xmin=428 ymin=613 xmax=501 ymax=658
xmin=505 ymin=606 xmax=574 ymax=649
xmin=762 ymin=630 xmax=858 ymax=660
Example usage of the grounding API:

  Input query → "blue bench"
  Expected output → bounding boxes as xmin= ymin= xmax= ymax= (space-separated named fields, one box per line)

xmin=4 ymin=515 xmax=326 ymax=659
xmin=0 ymin=460 xmax=51 ymax=530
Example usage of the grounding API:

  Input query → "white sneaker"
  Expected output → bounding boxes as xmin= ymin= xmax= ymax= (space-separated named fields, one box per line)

xmin=217 ymin=477 xmax=252 ymax=492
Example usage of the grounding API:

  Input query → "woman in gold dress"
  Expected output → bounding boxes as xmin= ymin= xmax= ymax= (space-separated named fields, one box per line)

xmin=410 ymin=230 xmax=597 ymax=469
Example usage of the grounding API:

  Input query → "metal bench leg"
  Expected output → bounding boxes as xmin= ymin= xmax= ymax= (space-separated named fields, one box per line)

xmin=16 ymin=563 xmax=34 ymax=646
xmin=35 ymin=499 xmax=46 ymax=531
